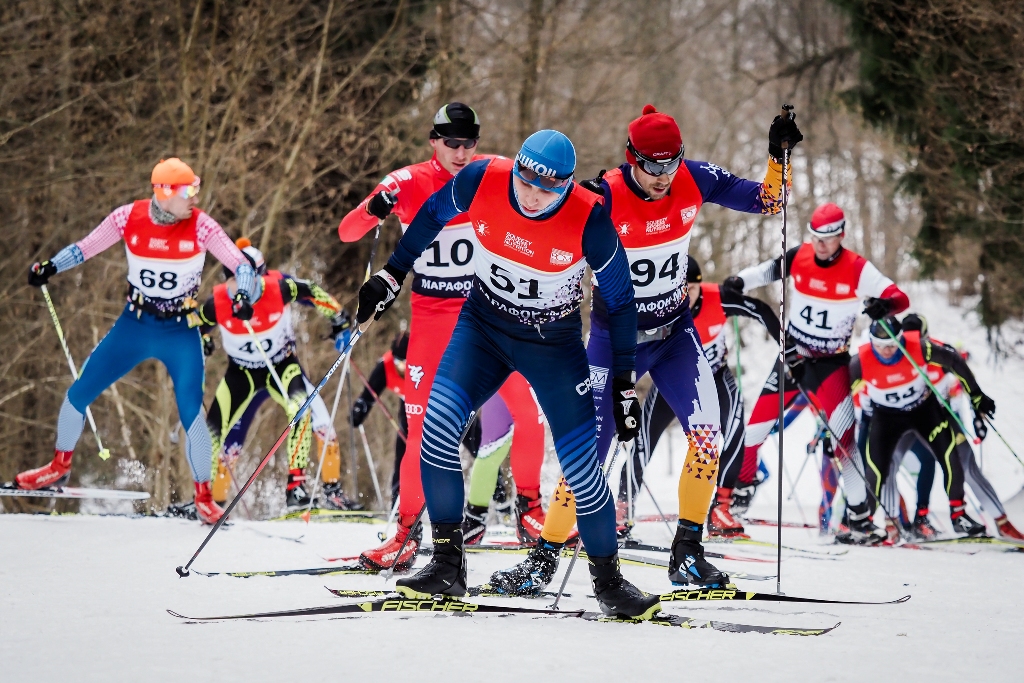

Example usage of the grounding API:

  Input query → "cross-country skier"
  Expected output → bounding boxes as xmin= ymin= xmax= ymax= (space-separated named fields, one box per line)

xmin=356 ymin=128 xmax=663 ymax=619
xmin=723 ymin=202 xmax=910 ymax=544
xmin=197 ymin=239 xmax=355 ymax=510
xmin=613 ymin=256 xmax=780 ymax=538
xmin=850 ymin=316 xmax=995 ymax=542
xmin=491 ymin=104 xmax=798 ymax=594
xmin=338 ymin=103 xmax=547 ymax=568
xmin=17 ymin=158 xmax=256 ymax=524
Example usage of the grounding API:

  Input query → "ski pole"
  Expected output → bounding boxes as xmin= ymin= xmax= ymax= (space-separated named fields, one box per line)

xmin=550 ymin=441 xmax=622 ymax=610
xmin=242 ymin=321 xmax=292 ymax=403
xmin=380 ymin=494 xmax=400 ymax=542
xmin=775 ymin=106 xmax=793 ymax=595
xmin=642 ymin=480 xmax=676 ymax=541
xmin=40 ymin=285 xmax=110 ymax=460
xmin=350 ymin=359 xmax=407 ymax=442
xmin=358 ymin=425 xmax=385 ymax=509
xmin=301 ymin=362 xmax=348 ymax=523
xmin=175 ymin=329 xmax=363 ymax=577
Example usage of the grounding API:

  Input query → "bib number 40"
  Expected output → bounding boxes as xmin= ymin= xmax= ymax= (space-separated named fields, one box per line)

xmin=239 ymin=339 xmax=273 ymax=355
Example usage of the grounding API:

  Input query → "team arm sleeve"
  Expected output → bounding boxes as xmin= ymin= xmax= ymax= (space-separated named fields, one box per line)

xmin=684 ymin=158 xmax=788 ymax=215
xmin=584 ymin=203 xmax=637 ymax=376
xmin=924 ymin=340 xmax=983 ymax=398
xmin=856 ymin=261 xmax=909 ymax=315
xmin=196 ymin=213 xmax=256 ymax=301
xmin=387 ymin=159 xmax=489 ymax=273
xmin=338 ymin=183 xmax=389 ymax=243
xmin=283 ymin=276 xmax=342 ymax=319
xmin=720 ymin=289 xmax=782 ymax=341
xmin=197 ymin=296 xmax=218 ymax=332
xmin=49 ymin=204 xmax=134 ymax=273
xmin=359 ymin=360 xmax=389 ymax=407
xmin=734 ymin=246 xmax=800 ymax=292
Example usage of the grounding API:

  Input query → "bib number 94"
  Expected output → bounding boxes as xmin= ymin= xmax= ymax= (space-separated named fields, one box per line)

xmin=630 ymin=253 xmax=680 ymax=288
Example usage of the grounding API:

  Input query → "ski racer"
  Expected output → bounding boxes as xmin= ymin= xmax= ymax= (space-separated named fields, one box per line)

xmin=17 ymin=158 xmax=256 ymax=524
xmin=492 ymin=104 xmax=799 ymax=594
xmin=850 ymin=316 xmax=996 ymax=541
xmin=355 ymin=128 xmax=663 ymax=619
xmin=723 ymin=202 xmax=910 ymax=544
xmin=197 ymin=239 xmax=355 ymax=510
xmin=612 ymin=256 xmax=780 ymax=538
xmin=338 ymin=103 xmax=547 ymax=568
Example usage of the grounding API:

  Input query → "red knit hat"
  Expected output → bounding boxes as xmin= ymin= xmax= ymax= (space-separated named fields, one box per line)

xmin=626 ymin=104 xmax=683 ymax=163
xmin=808 ymin=203 xmax=846 ymax=237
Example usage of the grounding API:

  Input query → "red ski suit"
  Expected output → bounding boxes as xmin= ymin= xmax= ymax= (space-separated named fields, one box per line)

xmin=338 ymin=154 xmax=545 ymax=521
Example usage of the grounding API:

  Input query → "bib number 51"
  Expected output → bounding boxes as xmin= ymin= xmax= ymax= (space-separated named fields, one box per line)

xmin=490 ymin=264 xmax=540 ymax=300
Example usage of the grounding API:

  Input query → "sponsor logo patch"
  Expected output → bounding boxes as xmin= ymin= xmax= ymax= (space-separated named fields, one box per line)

xmin=475 ymin=220 xmax=489 ymax=236
xmin=405 ymin=403 xmax=424 ymax=416
xmin=515 ymin=152 xmax=557 ymax=178
xmin=149 ymin=237 xmax=169 ymax=251
xmin=680 ymin=205 xmax=698 ymax=223
xmin=550 ymin=248 xmax=574 ymax=266
xmin=408 ymin=364 xmax=425 ymax=389
xmin=809 ymin=278 xmax=828 ymax=292
xmin=575 ymin=378 xmax=592 ymax=395
xmin=646 ymin=217 xmax=670 ymax=234
xmin=178 ymin=240 xmax=195 ymax=252
xmin=503 ymin=232 xmax=534 ymax=257
xmin=618 ymin=222 xmax=630 ymax=235
xmin=589 ymin=365 xmax=609 ymax=391
xmin=835 ymin=283 xmax=851 ymax=295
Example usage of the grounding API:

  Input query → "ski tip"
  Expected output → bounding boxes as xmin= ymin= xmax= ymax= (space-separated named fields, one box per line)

xmin=896 ymin=595 xmax=911 ymax=603
xmin=175 ymin=566 xmax=190 ymax=578
xmin=167 ymin=610 xmax=186 ymax=618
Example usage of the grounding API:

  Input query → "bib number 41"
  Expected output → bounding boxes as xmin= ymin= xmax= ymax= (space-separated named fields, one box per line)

xmin=799 ymin=305 xmax=832 ymax=330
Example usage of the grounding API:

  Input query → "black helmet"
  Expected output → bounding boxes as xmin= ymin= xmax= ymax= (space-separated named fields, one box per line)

xmin=686 ymin=255 xmax=702 ymax=283
xmin=868 ymin=316 xmax=901 ymax=348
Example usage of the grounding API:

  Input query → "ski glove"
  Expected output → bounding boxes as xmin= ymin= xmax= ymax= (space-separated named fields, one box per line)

xmin=579 ymin=170 xmax=606 ymax=195
xmin=356 ymin=263 xmax=405 ymax=325
xmin=972 ymin=392 xmax=996 ymax=419
xmin=784 ymin=344 xmax=805 ymax=383
xmin=366 ymin=190 xmax=398 ymax=221
xmin=612 ymin=373 xmax=641 ymax=442
xmin=28 ymin=260 xmax=57 ymax=287
xmin=350 ymin=397 xmax=370 ymax=428
xmin=331 ymin=310 xmax=353 ymax=352
xmin=201 ymin=333 xmax=216 ymax=357
xmin=973 ymin=413 xmax=988 ymax=441
xmin=768 ymin=105 xmax=803 ymax=161
xmin=900 ymin=312 xmax=928 ymax=335
xmin=862 ymin=297 xmax=892 ymax=321
xmin=721 ymin=275 xmax=744 ymax=295
xmin=231 ymin=291 xmax=254 ymax=321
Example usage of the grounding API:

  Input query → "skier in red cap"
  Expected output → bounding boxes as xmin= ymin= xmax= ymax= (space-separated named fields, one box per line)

xmin=722 ymin=201 xmax=910 ymax=544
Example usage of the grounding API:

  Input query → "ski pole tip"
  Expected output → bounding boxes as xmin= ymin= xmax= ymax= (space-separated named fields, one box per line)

xmin=176 ymin=566 xmax=190 ymax=578
xmin=301 ymin=510 xmax=311 ymax=524
xmin=98 ymin=448 xmax=111 ymax=461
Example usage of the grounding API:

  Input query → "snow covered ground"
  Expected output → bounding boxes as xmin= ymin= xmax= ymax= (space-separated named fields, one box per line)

xmin=3 ymin=281 xmax=1024 ymax=682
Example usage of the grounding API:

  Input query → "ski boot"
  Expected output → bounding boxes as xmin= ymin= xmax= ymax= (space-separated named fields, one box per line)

xmin=359 ymin=516 xmax=422 ymax=571
xmin=708 ymin=487 xmax=749 ymax=539
xmin=285 ymin=469 xmax=313 ymax=510
xmin=995 ymin=514 xmax=1024 ymax=540
xmin=15 ymin=449 xmax=73 ymax=489
xmin=515 ymin=492 xmax=546 ymax=544
xmin=165 ymin=500 xmax=198 ymax=520
xmin=884 ymin=520 xmax=902 ymax=545
xmin=949 ymin=500 xmax=986 ymax=537
xmin=320 ymin=482 xmax=363 ymax=510
xmin=911 ymin=510 xmax=939 ymax=541
xmin=835 ymin=502 xmax=886 ymax=545
xmin=462 ymin=504 xmax=489 ymax=545
xmin=589 ymin=554 xmax=661 ymax=620
xmin=731 ymin=480 xmax=758 ymax=517
xmin=668 ymin=520 xmax=730 ymax=587
xmin=194 ymin=481 xmax=224 ymax=524
xmin=396 ymin=523 xmax=467 ymax=598
xmin=489 ymin=539 xmax=561 ymax=595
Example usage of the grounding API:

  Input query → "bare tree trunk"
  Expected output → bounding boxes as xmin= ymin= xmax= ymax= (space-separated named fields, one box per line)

xmin=518 ymin=0 xmax=545 ymax=141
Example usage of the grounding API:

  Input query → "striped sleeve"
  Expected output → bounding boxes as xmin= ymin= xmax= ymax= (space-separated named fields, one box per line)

xmin=196 ymin=213 xmax=255 ymax=299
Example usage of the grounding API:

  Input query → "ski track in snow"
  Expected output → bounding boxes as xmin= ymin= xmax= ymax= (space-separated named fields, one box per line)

xmin=2 ymin=282 xmax=1023 ymax=682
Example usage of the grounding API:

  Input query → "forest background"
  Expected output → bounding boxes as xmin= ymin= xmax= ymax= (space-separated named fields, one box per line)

xmin=1 ymin=0 xmax=1018 ymax=515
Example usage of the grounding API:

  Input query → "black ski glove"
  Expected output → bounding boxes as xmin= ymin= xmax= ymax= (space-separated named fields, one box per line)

xmin=863 ymin=297 xmax=892 ymax=321
xmin=357 ymin=263 xmax=405 ymax=325
xmin=721 ymin=275 xmax=744 ymax=295
xmin=612 ymin=373 xmax=641 ymax=442
xmin=231 ymin=291 xmax=254 ymax=321
xmin=331 ymin=310 xmax=353 ymax=352
xmin=28 ymin=260 xmax=58 ymax=287
xmin=201 ymin=333 xmax=216 ymax=357
xmin=350 ymin=397 xmax=371 ymax=428
xmin=972 ymin=393 xmax=996 ymax=419
xmin=768 ymin=105 xmax=803 ymax=161
xmin=579 ymin=170 xmax=606 ymax=195
xmin=973 ymin=413 xmax=988 ymax=441
xmin=366 ymin=190 xmax=398 ymax=220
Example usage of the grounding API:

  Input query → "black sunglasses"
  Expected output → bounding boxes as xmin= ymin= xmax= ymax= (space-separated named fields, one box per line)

xmin=628 ymin=139 xmax=684 ymax=176
xmin=436 ymin=136 xmax=479 ymax=149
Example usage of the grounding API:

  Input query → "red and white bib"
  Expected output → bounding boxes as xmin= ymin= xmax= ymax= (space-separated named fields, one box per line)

xmin=124 ymin=200 xmax=206 ymax=312
xmin=467 ymin=158 xmax=597 ymax=325
xmin=215 ymin=271 xmax=295 ymax=367
xmin=859 ymin=331 xmax=928 ymax=411
xmin=693 ymin=284 xmax=729 ymax=372
xmin=603 ymin=166 xmax=702 ymax=329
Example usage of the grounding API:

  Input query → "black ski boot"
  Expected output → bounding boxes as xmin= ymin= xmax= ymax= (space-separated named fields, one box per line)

xmin=731 ymin=481 xmax=757 ymax=517
xmin=165 ymin=500 xmax=198 ymax=520
xmin=395 ymin=523 xmax=467 ymax=598
xmin=285 ymin=474 xmax=313 ymax=510
xmin=911 ymin=511 xmax=939 ymax=541
xmin=488 ymin=539 xmax=561 ymax=596
xmin=667 ymin=520 xmax=730 ymax=587
xmin=320 ymin=482 xmax=364 ymax=511
xmin=950 ymin=500 xmax=986 ymax=537
xmin=836 ymin=502 xmax=886 ymax=545
xmin=461 ymin=504 xmax=489 ymax=545
xmin=588 ymin=554 xmax=661 ymax=620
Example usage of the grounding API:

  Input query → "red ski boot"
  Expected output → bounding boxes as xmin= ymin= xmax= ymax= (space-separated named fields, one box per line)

xmin=194 ymin=482 xmax=225 ymax=525
xmin=516 ymin=492 xmax=546 ymax=544
xmin=707 ymin=487 xmax=749 ymax=538
xmin=360 ymin=516 xmax=422 ymax=571
xmin=995 ymin=515 xmax=1024 ymax=540
xmin=15 ymin=450 xmax=73 ymax=489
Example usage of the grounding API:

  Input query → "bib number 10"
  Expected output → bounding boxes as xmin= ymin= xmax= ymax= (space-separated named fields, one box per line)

xmin=799 ymin=305 xmax=832 ymax=330
xmin=425 ymin=239 xmax=473 ymax=268
xmin=139 ymin=269 xmax=178 ymax=290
